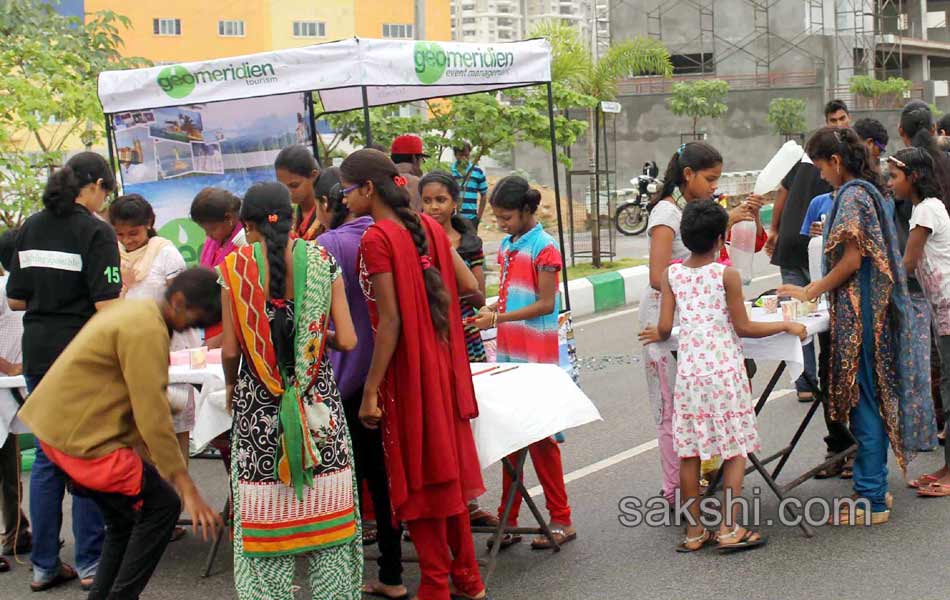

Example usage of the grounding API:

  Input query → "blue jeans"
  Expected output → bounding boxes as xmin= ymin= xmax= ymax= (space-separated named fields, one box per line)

xmin=780 ymin=267 xmax=817 ymax=393
xmin=25 ymin=374 xmax=103 ymax=583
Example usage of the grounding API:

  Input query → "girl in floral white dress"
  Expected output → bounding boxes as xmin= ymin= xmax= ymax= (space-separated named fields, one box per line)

xmin=640 ymin=200 xmax=805 ymax=553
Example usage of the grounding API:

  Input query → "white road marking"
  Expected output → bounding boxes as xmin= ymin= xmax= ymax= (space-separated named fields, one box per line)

xmin=525 ymin=387 xmax=796 ymax=497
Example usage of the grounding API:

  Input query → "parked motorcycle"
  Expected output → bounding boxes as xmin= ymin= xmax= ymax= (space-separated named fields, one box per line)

xmin=615 ymin=162 xmax=659 ymax=236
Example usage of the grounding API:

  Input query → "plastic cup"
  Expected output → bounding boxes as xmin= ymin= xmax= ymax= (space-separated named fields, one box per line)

xmin=762 ymin=295 xmax=778 ymax=314
xmin=781 ymin=300 xmax=798 ymax=322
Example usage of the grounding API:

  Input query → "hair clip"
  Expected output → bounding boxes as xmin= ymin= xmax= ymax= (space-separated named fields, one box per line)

xmin=393 ymin=175 xmax=408 ymax=187
xmin=677 ymin=143 xmax=687 ymax=156
xmin=267 ymin=214 xmax=278 ymax=223
xmin=886 ymin=155 xmax=907 ymax=169
xmin=420 ymin=255 xmax=433 ymax=270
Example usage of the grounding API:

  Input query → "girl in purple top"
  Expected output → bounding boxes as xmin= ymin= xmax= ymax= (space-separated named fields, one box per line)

xmin=314 ymin=169 xmax=406 ymax=600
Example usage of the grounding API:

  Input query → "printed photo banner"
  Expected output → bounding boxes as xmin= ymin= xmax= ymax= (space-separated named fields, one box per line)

xmin=98 ymin=38 xmax=552 ymax=114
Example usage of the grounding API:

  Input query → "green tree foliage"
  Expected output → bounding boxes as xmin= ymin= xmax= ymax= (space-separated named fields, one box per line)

xmin=849 ymin=75 xmax=912 ymax=109
xmin=0 ymin=0 xmax=150 ymax=226
xmin=668 ymin=80 xmax=730 ymax=138
xmin=766 ymin=98 xmax=808 ymax=137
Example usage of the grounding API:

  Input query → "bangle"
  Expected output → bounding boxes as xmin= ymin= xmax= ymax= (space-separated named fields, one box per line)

xmin=491 ymin=311 xmax=498 ymax=328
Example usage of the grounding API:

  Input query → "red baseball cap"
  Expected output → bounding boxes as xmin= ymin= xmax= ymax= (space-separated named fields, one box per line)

xmin=390 ymin=134 xmax=428 ymax=156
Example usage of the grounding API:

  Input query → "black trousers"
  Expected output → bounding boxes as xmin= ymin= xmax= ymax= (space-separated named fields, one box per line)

xmin=83 ymin=462 xmax=181 ymax=600
xmin=0 ymin=433 xmax=29 ymax=548
xmin=343 ymin=389 xmax=403 ymax=586
xmin=817 ymin=331 xmax=854 ymax=454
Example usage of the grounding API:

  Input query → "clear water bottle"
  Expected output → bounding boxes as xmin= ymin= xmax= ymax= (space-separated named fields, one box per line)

xmin=729 ymin=220 xmax=757 ymax=285
xmin=808 ymin=215 xmax=826 ymax=286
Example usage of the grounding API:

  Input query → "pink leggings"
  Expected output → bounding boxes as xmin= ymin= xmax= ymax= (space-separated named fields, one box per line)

xmin=656 ymin=367 xmax=679 ymax=503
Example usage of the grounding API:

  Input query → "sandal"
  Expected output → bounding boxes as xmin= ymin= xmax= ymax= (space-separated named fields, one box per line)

xmin=917 ymin=482 xmax=950 ymax=497
xmin=675 ymin=529 xmax=715 ymax=553
xmin=797 ymin=391 xmax=814 ymax=403
xmin=30 ymin=562 xmax=78 ymax=592
xmin=908 ymin=474 xmax=940 ymax=488
xmin=170 ymin=526 xmax=187 ymax=543
xmin=469 ymin=509 xmax=500 ymax=528
xmin=531 ymin=525 xmax=576 ymax=550
xmin=830 ymin=505 xmax=890 ymax=526
xmin=81 ymin=577 xmax=95 ymax=592
xmin=815 ymin=457 xmax=843 ymax=479
xmin=361 ymin=581 xmax=410 ymax=600
xmin=485 ymin=533 xmax=521 ymax=551
xmin=716 ymin=527 xmax=766 ymax=553
xmin=0 ymin=556 xmax=9 ymax=573
xmin=840 ymin=456 xmax=854 ymax=480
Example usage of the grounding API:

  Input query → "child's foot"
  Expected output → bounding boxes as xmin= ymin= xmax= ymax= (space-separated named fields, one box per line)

xmin=675 ymin=528 xmax=714 ymax=553
xmin=716 ymin=526 xmax=766 ymax=553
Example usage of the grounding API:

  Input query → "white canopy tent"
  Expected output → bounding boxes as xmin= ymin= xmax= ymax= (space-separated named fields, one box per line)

xmin=97 ymin=37 xmax=570 ymax=308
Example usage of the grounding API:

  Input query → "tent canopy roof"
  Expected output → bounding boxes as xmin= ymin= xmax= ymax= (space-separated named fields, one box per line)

xmin=98 ymin=37 xmax=552 ymax=114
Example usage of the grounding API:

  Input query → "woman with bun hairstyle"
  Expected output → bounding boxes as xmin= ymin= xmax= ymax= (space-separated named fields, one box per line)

xmin=780 ymin=127 xmax=938 ymax=524
xmin=275 ymin=144 xmax=322 ymax=240
xmin=472 ymin=175 xmax=575 ymax=550
xmin=341 ymin=149 xmax=489 ymax=600
xmin=7 ymin=152 xmax=121 ymax=591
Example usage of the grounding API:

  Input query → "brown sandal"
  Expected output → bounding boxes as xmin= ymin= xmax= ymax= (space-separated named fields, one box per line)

xmin=531 ymin=526 xmax=576 ymax=550
xmin=30 ymin=563 xmax=77 ymax=592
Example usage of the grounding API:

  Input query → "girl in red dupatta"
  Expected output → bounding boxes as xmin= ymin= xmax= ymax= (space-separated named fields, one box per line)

xmin=341 ymin=149 xmax=489 ymax=600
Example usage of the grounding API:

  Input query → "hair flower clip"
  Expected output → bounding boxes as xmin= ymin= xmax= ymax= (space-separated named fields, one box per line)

xmin=267 ymin=214 xmax=278 ymax=223
xmin=420 ymin=255 xmax=433 ymax=270
xmin=393 ymin=175 xmax=408 ymax=187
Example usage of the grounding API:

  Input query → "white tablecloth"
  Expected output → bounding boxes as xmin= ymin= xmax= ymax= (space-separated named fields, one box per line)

xmin=175 ymin=362 xmax=603 ymax=470
xmin=0 ymin=375 xmax=28 ymax=446
xmin=654 ymin=306 xmax=830 ymax=383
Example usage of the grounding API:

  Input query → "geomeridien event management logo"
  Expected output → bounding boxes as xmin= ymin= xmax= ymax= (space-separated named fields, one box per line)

xmin=413 ymin=42 xmax=515 ymax=85
xmin=157 ymin=62 xmax=278 ymax=99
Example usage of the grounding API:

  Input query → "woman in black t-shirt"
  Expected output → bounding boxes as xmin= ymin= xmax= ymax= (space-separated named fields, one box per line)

xmin=6 ymin=152 xmax=121 ymax=592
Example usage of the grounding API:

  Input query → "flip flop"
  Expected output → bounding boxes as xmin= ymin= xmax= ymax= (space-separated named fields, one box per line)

xmin=170 ymin=526 xmax=187 ymax=543
xmin=485 ymin=533 xmax=521 ymax=551
xmin=917 ymin=482 xmax=950 ymax=497
xmin=30 ymin=563 xmax=78 ymax=592
xmin=361 ymin=582 xmax=410 ymax=600
xmin=531 ymin=527 xmax=576 ymax=550
xmin=908 ymin=474 xmax=940 ymax=488
xmin=717 ymin=528 xmax=766 ymax=553
xmin=469 ymin=509 xmax=500 ymax=528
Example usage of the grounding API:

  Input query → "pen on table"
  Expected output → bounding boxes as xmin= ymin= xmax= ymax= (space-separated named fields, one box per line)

xmin=472 ymin=365 xmax=500 ymax=377
xmin=490 ymin=365 xmax=520 ymax=376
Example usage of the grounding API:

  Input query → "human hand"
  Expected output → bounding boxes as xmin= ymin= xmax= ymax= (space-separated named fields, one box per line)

xmin=472 ymin=307 xmax=496 ymax=330
xmin=809 ymin=221 xmax=823 ymax=238
xmin=360 ymin=388 xmax=383 ymax=430
xmin=638 ymin=327 xmax=662 ymax=345
xmin=764 ymin=231 xmax=778 ymax=257
xmin=777 ymin=284 xmax=808 ymax=302
xmin=744 ymin=194 xmax=766 ymax=212
xmin=785 ymin=322 xmax=808 ymax=341
xmin=177 ymin=480 xmax=223 ymax=542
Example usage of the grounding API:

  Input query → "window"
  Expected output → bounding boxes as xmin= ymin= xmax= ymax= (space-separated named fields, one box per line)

xmin=462 ymin=17 xmax=475 ymax=24
xmin=671 ymin=53 xmax=714 ymax=75
xmin=153 ymin=18 xmax=181 ymax=36
xmin=293 ymin=21 xmax=326 ymax=38
xmin=218 ymin=20 xmax=245 ymax=37
xmin=382 ymin=23 xmax=413 ymax=39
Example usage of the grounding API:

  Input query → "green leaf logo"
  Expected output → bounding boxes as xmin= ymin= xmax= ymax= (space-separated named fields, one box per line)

xmin=413 ymin=42 xmax=446 ymax=85
xmin=158 ymin=218 xmax=206 ymax=265
xmin=157 ymin=65 xmax=196 ymax=99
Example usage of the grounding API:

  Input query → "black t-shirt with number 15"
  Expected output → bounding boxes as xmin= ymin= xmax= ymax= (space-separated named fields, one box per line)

xmin=7 ymin=204 xmax=122 ymax=376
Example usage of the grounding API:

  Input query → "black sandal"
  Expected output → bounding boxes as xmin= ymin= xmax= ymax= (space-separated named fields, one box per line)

xmin=0 ymin=556 xmax=9 ymax=573
xmin=675 ymin=529 xmax=715 ymax=553
xmin=486 ymin=533 xmax=521 ymax=550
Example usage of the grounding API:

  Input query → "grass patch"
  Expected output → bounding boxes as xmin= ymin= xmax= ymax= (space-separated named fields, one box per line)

xmin=486 ymin=258 xmax=646 ymax=297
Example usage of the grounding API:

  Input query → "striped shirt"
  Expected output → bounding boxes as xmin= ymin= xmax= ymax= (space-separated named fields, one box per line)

xmin=495 ymin=224 xmax=562 ymax=364
xmin=452 ymin=162 xmax=488 ymax=222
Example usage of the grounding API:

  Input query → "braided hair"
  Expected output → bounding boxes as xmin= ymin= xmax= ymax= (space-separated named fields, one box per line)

xmin=900 ymin=101 xmax=950 ymax=203
xmin=315 ymin=167 xmax=349 ymax=230
xmin=340 ymin=149 xmax=451 ymax=336
xmin=240 ymin=182 xmax=293 ymax=300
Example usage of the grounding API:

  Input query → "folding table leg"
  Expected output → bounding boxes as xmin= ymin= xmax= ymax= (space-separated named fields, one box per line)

xmin=747 ymin=453 xmax=815 ymax=538
xmin=483 ymin=450 xmax=527 ymax=583
xmin=201 ymin=496 xmax=231 ymax=578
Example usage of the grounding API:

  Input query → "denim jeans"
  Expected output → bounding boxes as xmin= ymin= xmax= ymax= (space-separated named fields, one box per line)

xmin=780 ymin=266 xmax=817 ymax=393
xmin=25 ymin=374 xmax=104 ymax=583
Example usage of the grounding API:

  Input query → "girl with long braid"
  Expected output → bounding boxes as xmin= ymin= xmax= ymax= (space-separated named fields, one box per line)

xmin=341 ymin=149 xmax=489 ymax=600
xmin=219 ymin=182 xmax=362 ymax=598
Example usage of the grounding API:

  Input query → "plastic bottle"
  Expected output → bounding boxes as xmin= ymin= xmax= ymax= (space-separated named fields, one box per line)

xmin=753 ymin=140 xmax=805 ymax=196
xmin=729 ymin=219 xmax=757 ymax=285
xmin=808 ymin=214 xmax=826 ymax=286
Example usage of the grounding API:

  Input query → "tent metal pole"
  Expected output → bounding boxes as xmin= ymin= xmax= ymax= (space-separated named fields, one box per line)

xmin=104 ymin=114 xmax=118 ymax=197
xmin=361 ymin=86 xmax=372 ymax=147
xmin=306 ymin=92 xmax=320 ymax=165
xmin=545 ymin=82 xmax=571 ymax=312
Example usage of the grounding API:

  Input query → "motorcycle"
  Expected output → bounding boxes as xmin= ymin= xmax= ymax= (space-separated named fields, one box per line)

xmin=615 ymin=171 xmax=658 ymax=236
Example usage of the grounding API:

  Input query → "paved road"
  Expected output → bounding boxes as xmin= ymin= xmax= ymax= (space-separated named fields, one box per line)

xmin=6 ymin=261 xmax=950 ymax=599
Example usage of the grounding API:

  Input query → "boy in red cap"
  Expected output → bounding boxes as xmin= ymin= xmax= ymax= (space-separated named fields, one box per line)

xmin=390 ymin=134 xmax=426 ymax=211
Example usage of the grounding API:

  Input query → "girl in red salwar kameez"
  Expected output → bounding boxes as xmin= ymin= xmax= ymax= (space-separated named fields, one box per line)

xmin=340 ymin=149 xmax=490 ymax=600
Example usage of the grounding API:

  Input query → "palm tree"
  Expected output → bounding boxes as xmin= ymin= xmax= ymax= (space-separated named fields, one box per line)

xmin=533 ymin=21 xmax=672 ymax=266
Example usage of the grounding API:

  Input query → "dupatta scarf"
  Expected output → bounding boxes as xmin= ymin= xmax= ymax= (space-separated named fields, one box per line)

xmin=823 ymin=178 xmax=937 ymax=470
xmin=218 ymin=239 xmax=335 ymax=499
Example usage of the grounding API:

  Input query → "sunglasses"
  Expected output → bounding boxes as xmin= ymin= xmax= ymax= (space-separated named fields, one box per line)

xmin=340 ymin=183 xmax=361 ymax=196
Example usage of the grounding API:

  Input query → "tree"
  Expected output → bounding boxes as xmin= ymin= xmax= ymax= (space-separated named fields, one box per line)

xmin=849 ymin=75 xmax=912 ymax=110
xmin=766 ymin=98 xmax=807 ymax=139
xmin=668 ymin=79 xmax=729 ymax=139
xmin=533 ymin=19 xmax=673 ymax=266
xmin=0 ymin=1 xmax=150 ymax=227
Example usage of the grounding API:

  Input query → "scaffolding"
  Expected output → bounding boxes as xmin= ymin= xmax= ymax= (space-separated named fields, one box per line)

xmin=831 ymin=0 xmax=905 ymax=94
xmin=640 ymin=0 xmax=825 ymax=80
